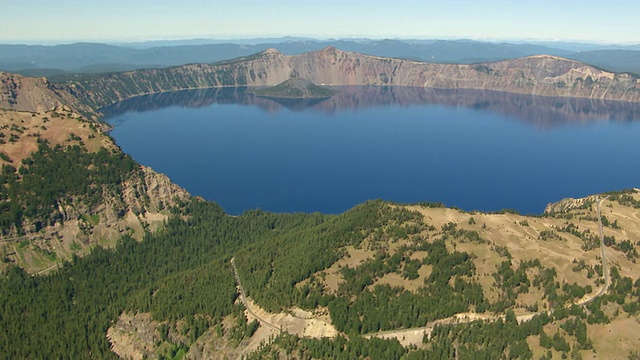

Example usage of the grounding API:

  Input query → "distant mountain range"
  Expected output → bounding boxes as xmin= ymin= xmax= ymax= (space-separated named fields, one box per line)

xmin=1 ymin=38 xmax=639 ymax=76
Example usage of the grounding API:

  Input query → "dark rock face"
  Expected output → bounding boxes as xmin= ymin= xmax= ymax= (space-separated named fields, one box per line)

xmin=250 ymin=77 xmax=336 ymax=99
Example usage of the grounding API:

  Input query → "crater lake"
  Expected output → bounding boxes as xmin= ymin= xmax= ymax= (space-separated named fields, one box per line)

xmin=103 ymin=86 xmax=640 ymax=215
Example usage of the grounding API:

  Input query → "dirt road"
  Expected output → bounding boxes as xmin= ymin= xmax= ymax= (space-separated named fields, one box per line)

xmin=595 ymin=197 xmax=611 ymax=297
xmin=365 ymin=197 xmax=611 ymax=345
xmin=231 ymin=197 xmax=612 ymax=347
xmin=230 ymin=257 xmax=280 ymax=331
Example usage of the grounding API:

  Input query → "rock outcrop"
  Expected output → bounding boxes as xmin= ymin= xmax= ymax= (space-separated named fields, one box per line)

xmin=0 ymin=71 xmax=92 ymax=114
xmin=544 ymin=196 xmax=597 ymax=215
xmin=0 ymin=72 xmax=64 ymax=112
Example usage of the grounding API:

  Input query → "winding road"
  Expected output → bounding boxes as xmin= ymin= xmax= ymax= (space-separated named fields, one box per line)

xmin=594 ymin=196 xmax=611 ymax=298
xmin=231 ymin=197 xmax=611 ymax=346
xmin=230 ymin=257 xmax=281 ymax=332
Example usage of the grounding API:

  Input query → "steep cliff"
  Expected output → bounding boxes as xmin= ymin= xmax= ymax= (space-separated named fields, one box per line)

xmin=0 ymin=106 xmax=189 ymax=274
xmin=4 ymin=48 xmax=638 ymax=114
xmin=62 ymin=47 xmax=640 ymax=110
xmin=0 ymin=72 xmax=93 ymax=115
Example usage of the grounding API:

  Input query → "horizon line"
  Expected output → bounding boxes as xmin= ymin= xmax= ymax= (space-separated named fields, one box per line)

xmin=1 ymin=36 xmax=639 ymax=47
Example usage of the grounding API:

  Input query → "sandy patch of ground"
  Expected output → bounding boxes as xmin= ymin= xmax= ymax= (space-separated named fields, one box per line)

xmin=370 ymin=265 xmax=432 ymax=292
xmin=107 ymin=312 xmax=158 ymax=360
xmin=318 ymin=246 xmax=376 ymax=293
xmin=243 ymin=297 xmax=338 ymax=339
xmin=584 ymin=316 xmax=640 ymax=359
xmin=369 ymin=328 xmax=430 ymax=347
xmin=410 ymin=250 xmax=429 ymax=261
xmin=232 ymin=324 xmax=279 ymax=358
xmin=365 ymin=311 xmax=539 ymax=347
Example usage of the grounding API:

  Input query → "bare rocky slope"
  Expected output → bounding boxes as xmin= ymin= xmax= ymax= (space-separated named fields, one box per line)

xmin=0 ymin=71 xmax=91 ymax=114
xmin=59 ymin=47 xmax=640 ymax=111
xmin=3 ymin=48 xmax=639 ymax=116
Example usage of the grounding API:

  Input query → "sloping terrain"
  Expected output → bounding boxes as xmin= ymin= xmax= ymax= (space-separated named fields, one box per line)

xmin=241 ymin=192 xmax=640 ymax=359
xmin=6 ymin=191 xmax=635 ymax=359
xmin=0 ymin=72 xmax=72 ymax=113
xmin=0 ymin=71 xmax=95 ymax=115
xmin=2 ymin=48 xmax=639 ymax=117
xmin=1 ymin=50 xmax=640 ymax=359
xmin=50 ymin=48 xmax=640 ymax=111
xmin=0 ymin=106 xmax=189 ymax=274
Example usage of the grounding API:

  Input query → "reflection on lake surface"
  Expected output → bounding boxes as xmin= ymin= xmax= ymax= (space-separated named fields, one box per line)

xmin=104 ymin=86 xmax=640 ymax=215
xmin=103 ymin=86 xmax=640 ymax=128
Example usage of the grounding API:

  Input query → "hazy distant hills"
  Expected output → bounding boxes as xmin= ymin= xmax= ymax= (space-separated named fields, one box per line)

xmin=1 ymin=39 xmax=639 ymax=76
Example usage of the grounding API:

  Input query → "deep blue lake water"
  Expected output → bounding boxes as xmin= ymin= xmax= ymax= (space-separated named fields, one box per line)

xmin=103 ymin=86 xmax=640 ymax=215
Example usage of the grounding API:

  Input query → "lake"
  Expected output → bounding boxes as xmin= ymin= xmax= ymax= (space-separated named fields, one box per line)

xmin=103 ymin=86 xmax=640 ymax=215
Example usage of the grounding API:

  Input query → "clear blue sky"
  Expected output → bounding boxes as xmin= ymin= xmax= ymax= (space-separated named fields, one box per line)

xmin=2 ymin=0 xmax=638 ymax=44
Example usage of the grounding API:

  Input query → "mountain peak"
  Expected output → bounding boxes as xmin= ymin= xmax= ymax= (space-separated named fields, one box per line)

xmin=525 ymin=54 xmax=578 ymax=62
xmin=262 ymin=48 xmax=282 ymax=56
xmin=318 ymin=46 xmax=342 ymax=54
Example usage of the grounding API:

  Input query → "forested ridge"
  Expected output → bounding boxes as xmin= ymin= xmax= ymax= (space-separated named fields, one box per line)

xmin=0 ymin=142 xmax=420 ymax=357
xmin=2 ymin=122 xmax=640 ymax=358
xmin=3 ymin=190 xmax=639 ymax=358
xmin=0 ymin=196 xmax=337 ymax=358
xmin=0 ymin=141 xmax=139 ymax=234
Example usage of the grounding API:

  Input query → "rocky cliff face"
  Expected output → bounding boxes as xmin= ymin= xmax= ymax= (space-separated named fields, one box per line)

xmin=0 ymin=72 xmax=65 ymax=112
xmin=0 ymin=72 xmax=92 ymax=114
xmin=4 ymin=48 xmax=639 ymax=114
xmin=64 ymin=47 xmax=640 ymax=110
xmin=0 ymin=150 xmax=190 ymax=274
xmin=0 ymin=104 xmax=190 ymax=274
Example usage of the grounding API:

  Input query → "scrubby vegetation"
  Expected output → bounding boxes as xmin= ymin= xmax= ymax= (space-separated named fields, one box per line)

xmin=0 ymin=141 xmax=139 ymax=234
xmin=1 ymin=117 xmax=640 ymax=358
